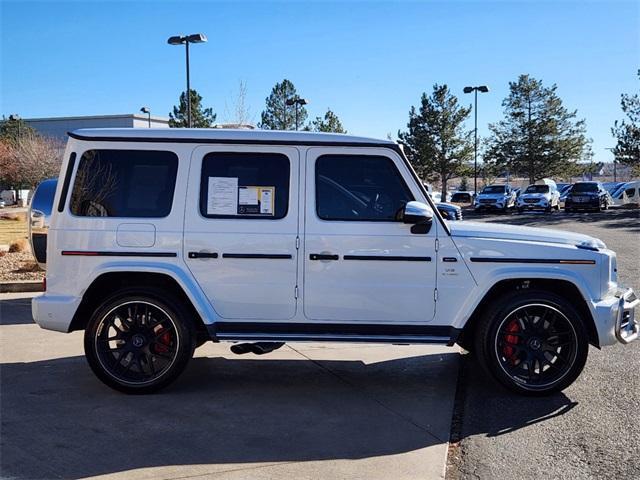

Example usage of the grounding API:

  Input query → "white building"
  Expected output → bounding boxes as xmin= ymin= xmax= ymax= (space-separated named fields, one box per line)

xmin=24 ymin=113 xmax=170 ymax=141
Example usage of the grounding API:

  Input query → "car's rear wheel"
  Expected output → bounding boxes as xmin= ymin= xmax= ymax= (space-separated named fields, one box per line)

xmin=474 ymin=290 xmax=589 ymax=396
xmin=84 ymin=289 xmax=196 ymax=394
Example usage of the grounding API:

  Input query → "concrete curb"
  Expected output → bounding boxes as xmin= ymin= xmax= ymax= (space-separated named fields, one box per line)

xmin=0 ymin=281 xmax=44 ymax=293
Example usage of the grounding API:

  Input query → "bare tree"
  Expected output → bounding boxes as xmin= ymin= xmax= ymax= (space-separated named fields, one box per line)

xmin=0 ymin=132 xmax=63 ymax=189
xmin=223 ymin=80 xmax=254 ymax=126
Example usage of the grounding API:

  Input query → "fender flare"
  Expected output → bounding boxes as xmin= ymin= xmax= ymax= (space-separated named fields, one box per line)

xmin=84 ymin=261 xmax=221 ymax=325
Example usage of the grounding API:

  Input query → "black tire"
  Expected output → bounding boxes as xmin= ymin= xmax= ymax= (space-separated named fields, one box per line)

xmin=565 ymin=208 xmax=572 ymax=213
xmin=84 ymin=288 xmax=196 ymax=394
xmin=474 ymin=289 xmax=589 ymax=396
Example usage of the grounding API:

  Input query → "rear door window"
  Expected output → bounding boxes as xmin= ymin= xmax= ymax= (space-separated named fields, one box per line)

xmin=199 ymin=152 xmax=290 ymax=219
xmin=69 ymin=149 xmax=178 ymax=217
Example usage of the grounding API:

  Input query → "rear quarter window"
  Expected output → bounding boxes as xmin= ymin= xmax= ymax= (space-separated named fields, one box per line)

xmin=69 ymin=149 xmax=178 ymax=217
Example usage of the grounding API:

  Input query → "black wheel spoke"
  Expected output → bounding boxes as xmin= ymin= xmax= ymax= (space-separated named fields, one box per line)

xmin=496 ymin=303 xmax=578 ymax=389
xmin=95 ymin=300 xmax=179 ymax=385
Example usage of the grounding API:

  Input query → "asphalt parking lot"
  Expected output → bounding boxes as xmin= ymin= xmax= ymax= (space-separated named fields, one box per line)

xmin=1 ymin=208 xmax=638 ymax=480
xmin=0 ymin=297 xmax=458 ymax=480
xmin=449 ymin=208 xmax=640 ymax=480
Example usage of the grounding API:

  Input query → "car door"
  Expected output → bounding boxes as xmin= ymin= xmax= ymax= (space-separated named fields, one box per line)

xmin=303 ymin=147 xmax=438 ymax=323
xmin=183 ymin=145 xmax=300 ymax=320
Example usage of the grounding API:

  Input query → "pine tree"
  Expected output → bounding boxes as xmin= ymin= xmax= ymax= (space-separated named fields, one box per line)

xmin=486 ymin=74 xmax=589 ymax=183
xmin=0 ymin=116 xmax=37 ymax=146
xmin=169 ymin=89 xmax=216 ymax=128
xmin=309 ymin=109 xmax=346 ymax=133
xmin=259 ymin=79 xmax=307 ymax=130
xmin=612 ymin=70 xmax=640 ymax=167
xmin=397 ymin=84 xmax=473 ymax=198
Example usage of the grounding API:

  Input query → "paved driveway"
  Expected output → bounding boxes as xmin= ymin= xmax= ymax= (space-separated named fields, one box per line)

xmin=449 ymin=208 xmax=640 ymax=480
xmin=0 ymin=294 xmax=459 ymax=480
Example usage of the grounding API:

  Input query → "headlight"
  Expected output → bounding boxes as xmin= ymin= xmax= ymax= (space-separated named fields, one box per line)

xmin=577 ymin=238 xmax=606 ymax=251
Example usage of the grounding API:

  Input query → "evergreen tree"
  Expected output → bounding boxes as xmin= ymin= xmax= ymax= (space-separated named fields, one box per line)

xmin=397 ymin=84 xmax=473 ymax=197
xmin=259 ymin=79 xmax=307 ymax=130
xmin=486 ymin=74 xmax=589 ymax=183
xmin=309 ymin=109 xmax=346 ymax=133
xmin=169 ymin=89 xmax=216 ymax=127
xmin=0 ymin=116 xmax=37 ymax=146
xmin=611 ymin=70 xmax=640 ymax=167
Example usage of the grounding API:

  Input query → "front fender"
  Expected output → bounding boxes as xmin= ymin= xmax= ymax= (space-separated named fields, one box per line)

xmin=451 ymin=267 xmax=597 ymax=330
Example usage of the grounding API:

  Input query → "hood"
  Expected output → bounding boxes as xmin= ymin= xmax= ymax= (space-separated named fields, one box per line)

xmin=449 ymin=221 xmax=605 ymax=249
xmin=520 ymin=192 xmax=550 ymax=199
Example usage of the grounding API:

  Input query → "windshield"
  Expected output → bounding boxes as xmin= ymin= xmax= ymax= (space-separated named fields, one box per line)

xmin=571 ymin=183 xmax=598 ymax=193
xmin=525 ymin=185 xmax=549 ymax=194
xmin=481 ymin=186 xmax=506 ymax=194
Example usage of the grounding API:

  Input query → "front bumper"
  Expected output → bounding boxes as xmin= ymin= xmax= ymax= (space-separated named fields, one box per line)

xmin=593 ymin=288 xmax=639 ymax=346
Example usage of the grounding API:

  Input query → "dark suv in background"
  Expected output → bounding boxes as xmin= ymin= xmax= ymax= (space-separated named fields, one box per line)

xmin=564 ymin=181 xmax=611 ymax=212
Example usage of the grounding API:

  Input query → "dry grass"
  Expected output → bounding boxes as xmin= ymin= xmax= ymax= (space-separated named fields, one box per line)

xmin=0 ymin=213 xmax=28 ymax=246
xmin=0 ymin=212 xmax=27 ymax=222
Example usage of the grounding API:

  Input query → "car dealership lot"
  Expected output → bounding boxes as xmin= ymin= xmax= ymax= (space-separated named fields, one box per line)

xmin=0 ymin=296 xmax=458 ymax=480
xmin=449 ymin=208 xmax=640 ymax=480
xmin=1 ymin=208 xmax=638 ymax=480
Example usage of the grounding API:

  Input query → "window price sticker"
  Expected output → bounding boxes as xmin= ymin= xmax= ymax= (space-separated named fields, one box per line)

xmin=238 ymin=186 xmax=275 ymax=215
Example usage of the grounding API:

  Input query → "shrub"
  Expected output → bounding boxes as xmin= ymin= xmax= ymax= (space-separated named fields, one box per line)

xmin=8 ymin=239 xmax=28 ymax=253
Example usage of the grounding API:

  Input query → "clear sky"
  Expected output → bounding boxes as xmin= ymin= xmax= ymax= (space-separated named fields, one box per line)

xmin=1 ymin=0 xmax=638 ymax=161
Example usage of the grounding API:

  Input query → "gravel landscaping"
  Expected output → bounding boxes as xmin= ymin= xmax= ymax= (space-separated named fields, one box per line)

xmin=0 ymin=251 xmax=44 ymax=282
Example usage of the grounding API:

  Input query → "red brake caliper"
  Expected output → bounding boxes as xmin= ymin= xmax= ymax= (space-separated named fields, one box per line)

xmin=502 ymin=320 xmax=520 ymax=364
xmin=153 ymin=330 xmax=172 ymax=354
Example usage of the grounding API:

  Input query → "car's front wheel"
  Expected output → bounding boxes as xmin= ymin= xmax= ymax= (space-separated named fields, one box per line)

xmin=84 ymin=289 xmax=196 ymax=394
xmin=474 ymin=289 xmax=589 ymax=396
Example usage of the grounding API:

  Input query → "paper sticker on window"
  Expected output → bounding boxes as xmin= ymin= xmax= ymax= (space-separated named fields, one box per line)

xmin=238 ymin=186 xmax=274 ymax=215
xmin=207 ymin=177 xmax=238 ymax=215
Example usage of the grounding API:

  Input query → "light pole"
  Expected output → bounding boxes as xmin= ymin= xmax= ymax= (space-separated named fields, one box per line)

xmin=168 ymin=33 xmax=207 ymax=128
xmin=140 ymin=107 xmax=151 ymax=128
xmin=285 ymin=97 xmax=308 ymax=130
xmin=463 ymin=85 xmax=489 ymax=195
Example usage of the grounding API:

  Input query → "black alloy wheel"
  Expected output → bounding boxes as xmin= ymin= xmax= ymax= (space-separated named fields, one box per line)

xmin=84 ymin=290 xmax=195 ymax=394
xmin=475 ymin=290 xmax=589 ymax=395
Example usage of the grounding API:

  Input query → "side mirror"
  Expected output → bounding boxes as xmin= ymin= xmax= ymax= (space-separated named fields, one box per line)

xmin=401 ymin=201 xmax=433 ymax=234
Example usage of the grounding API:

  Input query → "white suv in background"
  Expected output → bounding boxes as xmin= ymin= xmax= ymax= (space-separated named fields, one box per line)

xmin=517 ymin=179 xmax=561 ymax=213
xmin=473 ymin=184 xmax=517 ymax=212
xmin=30 ymin=129 xmax=638 ymax=395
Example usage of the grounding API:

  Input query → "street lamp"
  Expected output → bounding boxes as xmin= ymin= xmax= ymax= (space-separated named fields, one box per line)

xmin=140 ymin=107 xmax=151 ymax=128
xmin=463 ymin=85 xmax=489 ymax=195
xmin=167 ymin=33 xmax=207 ymax=128
xmin=285 ymin=97 xmax=308 ymax=130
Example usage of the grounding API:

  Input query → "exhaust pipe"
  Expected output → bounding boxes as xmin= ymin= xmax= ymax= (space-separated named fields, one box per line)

xmin=230 ymin=342 xmax=285 ymax=355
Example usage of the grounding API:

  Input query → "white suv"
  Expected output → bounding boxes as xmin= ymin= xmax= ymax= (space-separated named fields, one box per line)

xmin=31 ymin=129 xmax=638 ymax=395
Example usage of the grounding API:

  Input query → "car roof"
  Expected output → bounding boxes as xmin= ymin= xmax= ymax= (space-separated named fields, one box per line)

xmin=68 ymin=128 xmax=396 ymax=147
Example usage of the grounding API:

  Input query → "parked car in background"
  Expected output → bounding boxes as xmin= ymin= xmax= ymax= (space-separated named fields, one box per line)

xmin=555 ymin=182 xmax=570 ymax=193
xmin=435 ymin=201 xmax=462 ymax=220
xmin=603 ymin=182 xmax=624 ymax=196
xmin=517 ymin=179 xmax=560 ymax=213
xmin=0 ymin=199 xmax=6 ymax=208
xmin=611 ymin=181 xmax=640 ymax=207
xmin=558 ymin=184 xmax=573 ymax=208
xmin=564 ymin=182 xmax=611 ymax=212
xmin=450 ymin=191 xmax=475 ymax=204
xmin=431 ymin=191 xmax=451 ymax=203
xmin=473 ymin=184 xmax=517 ymax=212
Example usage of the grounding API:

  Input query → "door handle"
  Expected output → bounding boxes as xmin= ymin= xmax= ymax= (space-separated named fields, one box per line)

xmin=188 ymin=252 xmax=219 ymax=259
xmin=309 ymin=253 xmax=339 ymax=261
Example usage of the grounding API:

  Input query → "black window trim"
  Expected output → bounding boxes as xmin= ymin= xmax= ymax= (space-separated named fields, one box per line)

xmin=66 ymin=133 xmax=451 ymax=235
xmin=314 ymin=153 xmax=415 ymax=223
xmin=68 ymin=148 xmax=179 ymax=219
xmin=198 ymin=150 xmax=291 ymax=221
xmin=57 ymin=152 xmax=76 ymax=213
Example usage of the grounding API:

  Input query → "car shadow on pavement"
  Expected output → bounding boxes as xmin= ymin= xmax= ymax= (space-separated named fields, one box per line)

xmin=0 ymin=298 xmax=35 ymax=325
xmin=2 ymin=352 xmax=457 ymax=479
xmin=454 ymin=354 xmax=578 ymax=441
